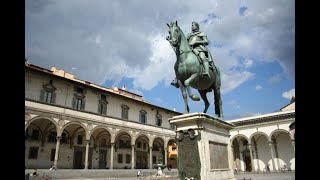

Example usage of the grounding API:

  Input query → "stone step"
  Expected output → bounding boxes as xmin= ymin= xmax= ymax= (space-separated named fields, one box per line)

xmin=25 ymin=169 xmax=179 ymax=179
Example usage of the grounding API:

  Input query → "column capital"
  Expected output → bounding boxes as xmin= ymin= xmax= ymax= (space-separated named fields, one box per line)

xmin=164 ymin=147 xmax=168 ymax=150
xmin=131 ymin=145 xmax=135 ymax=148
xmin=56 ymin=136 xmax=62 ymax=140
xmin=268 ymin=142 xmax=274 ymax=147
xmin=149 ymin=146 xmax=153 ymax=149
xmin=248 ymin=144 xmax=252 ymax=149
xmin=85 ymin=140 xmax=90 ymax=144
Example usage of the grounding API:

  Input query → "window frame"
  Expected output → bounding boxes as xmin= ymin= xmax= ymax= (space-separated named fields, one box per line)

xmin=139 ymin=110 xmax=147 ymax=124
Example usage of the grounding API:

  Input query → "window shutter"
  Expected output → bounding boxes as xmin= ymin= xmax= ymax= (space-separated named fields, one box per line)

xmin=72 ymin=97 xmax=76 ymax=108
xmin=40 ymin=90 xmax=45 ymax=101
xmin=98 ymin=103 xmax=102 ymax=114
xmin=81 ymin=100 xmax=86 ymax=110
xmin=51 ymin=92 xmax=56 ymax=104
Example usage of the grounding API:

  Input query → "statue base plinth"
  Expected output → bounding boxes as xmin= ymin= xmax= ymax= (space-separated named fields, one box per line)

xmin=169 ymin=113 xmax=236 ymax=180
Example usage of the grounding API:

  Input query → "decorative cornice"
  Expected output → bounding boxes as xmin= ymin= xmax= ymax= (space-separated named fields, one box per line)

xmin=228 ymin=112 xmax=295 ymax=127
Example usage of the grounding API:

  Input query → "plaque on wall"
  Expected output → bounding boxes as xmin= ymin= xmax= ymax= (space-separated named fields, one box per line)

xmin=177 ymin=131 xmax=201 ymax=180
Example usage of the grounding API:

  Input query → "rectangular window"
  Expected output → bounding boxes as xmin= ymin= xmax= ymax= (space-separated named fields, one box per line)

xmin=118 ymin=154 xmax=123 ymax=163
xmin=153 ymin=156 xmax=156 ymax=164
xmin=61 ymin=133 xmax=67 ymax=143
xmin=143 ymin=143 xmax=146 ymax=150
xmin=140 ymin=114 xmax=146 ymax=123
xmin=98 ymin=103 xmax=107 ymax=115
xmin=126 ymin=154 xmax=130 ymax=163
xmin=40 ymin=90 xmax=56 ymax=104
xmin=137 ymin=142 xmax=141 ymax=148
xmin=50 ymin=149 xmax=56 ymax=161
xmin=28 ymin=147 xmax=39 ymax=159
xmin=77 ymin=135 xmax=83 ymax=145
xmin=122 ymin=109 xmax=128 ymax=119
xmin=48 ymin=132 xmax=57 ymax=143
xmin=156 ymin=117 xmax=162 ymax=126
xmin=72 ymin=97 xmax=85 ymax=110
xmin=44 ymin=91 xmax=53 ymax=103
xmin=76 ymin=99 xmax=82 ymax=110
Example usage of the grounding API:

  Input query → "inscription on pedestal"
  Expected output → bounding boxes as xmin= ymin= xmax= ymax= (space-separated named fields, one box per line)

xmin=177 ymin=132 xmax=201 ymax=180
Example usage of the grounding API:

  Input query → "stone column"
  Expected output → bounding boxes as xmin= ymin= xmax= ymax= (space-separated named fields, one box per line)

xmin=53 ymin=136 xmax=62 ymax=168
xmin=291 ymin=140 xmax=295 ymax=154
xmin=274 ymin=142 xmax=280 ymax=171
xmin=131 ymin=145 xmax=135 ymax=169
xmin=110 ymin=143 xmax=114 ymax=169
xmin=231 ymin=145 xmax=235 ymax=171
xmin=164 ymin=147 xmax=168 ymax=166
xmin=149 ymin=146 xmax=153 ymax=169
xmin=268 ymin=142 xmax=276 ymax=172
xmin=84 ymin=140 xmax=90 ymax=169
xmin=248 ymin=144 xmax=255 ymax=172
xmin=239 ymin=150 xmax=244 ymax=171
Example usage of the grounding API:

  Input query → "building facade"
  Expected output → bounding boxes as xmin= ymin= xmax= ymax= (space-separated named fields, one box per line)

xmin=227 ymin=99 xmax=295 ymax=172
xmin=25 ymin=61 xmax=295 ymax=172
xmin=25 ymin=62 xmax=180 ymax=169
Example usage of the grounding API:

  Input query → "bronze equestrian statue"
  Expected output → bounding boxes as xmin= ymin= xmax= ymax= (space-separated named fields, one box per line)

xmin=166 ymin=21 xmax=223 ymax=118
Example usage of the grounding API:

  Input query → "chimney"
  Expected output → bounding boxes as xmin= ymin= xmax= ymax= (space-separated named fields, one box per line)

xmin=121 ymin=85 xmax=126 ymax=90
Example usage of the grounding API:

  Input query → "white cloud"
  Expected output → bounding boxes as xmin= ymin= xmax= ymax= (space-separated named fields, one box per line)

xmin=25 ymin=0 xmax=294 ymax=93
xmin=244 ymin=59 xmax=253 ymax=68
xmin=255 ymin=85 xmax=263 ymax=91
xmin=282 ymin=89 xmax=295 ymax=99
xmin=222 ymin=71 xmax=254 ymax=93
xmin=268 ymin=74 xmax=282 ymax=84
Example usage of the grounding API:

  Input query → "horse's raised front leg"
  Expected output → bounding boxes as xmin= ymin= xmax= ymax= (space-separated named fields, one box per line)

xmin=184 ymin=73 xmax=200 ymax=101
xmin=199 ymin=90 xmax=209 ymax=113
xmin=177 ymin=79 xmax=189 ymax=114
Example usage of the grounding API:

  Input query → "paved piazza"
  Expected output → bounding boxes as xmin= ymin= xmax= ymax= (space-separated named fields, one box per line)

xmin=54 ymin=173 xmax=295 ymax=180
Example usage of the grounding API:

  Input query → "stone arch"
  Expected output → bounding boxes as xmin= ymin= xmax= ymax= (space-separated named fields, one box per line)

xmin=25 ymin=115 xmax=59 ymax=132
xmin=135 ymin=132 xmax=150 ymax=144
xmin=151 ymin=136 xmax=165 ymax=145
xmin=114 ymin=130 xmax=133 ymax=141
xmin=269 ymin=129 xmax=291 ymax=140
xmin=249 ymin=131 xmax=270 ymax=143
xmin=89 ymin=126 xmax=112 ymax=138
xmin=89 ymin=126 xmax=112 ymax=150
xmin=230 ymin=134 xmax=249 ymax=144
xmin=60 ymin=121 xmax=88 ymax=137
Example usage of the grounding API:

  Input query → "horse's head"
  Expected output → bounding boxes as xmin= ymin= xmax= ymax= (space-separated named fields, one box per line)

xmin=166 ymin=21 xmax=180 ymax=47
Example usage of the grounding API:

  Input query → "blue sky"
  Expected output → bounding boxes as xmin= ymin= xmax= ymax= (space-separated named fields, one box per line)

xmin=25 ymin=0 xmax=295 ymax=120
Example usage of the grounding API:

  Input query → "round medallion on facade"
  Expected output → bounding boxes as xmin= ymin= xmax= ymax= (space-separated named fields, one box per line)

xmin=58 ymin=119 xmax=65 ymax=126
xmin=87 ymin=124 xmax=93 ymax=131
xmin=25 ymin=113 xmax=31 ymax=121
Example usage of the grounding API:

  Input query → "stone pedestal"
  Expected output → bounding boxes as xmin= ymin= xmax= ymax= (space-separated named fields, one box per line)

xmin=169 ymin=113 xmax=236 ymax=180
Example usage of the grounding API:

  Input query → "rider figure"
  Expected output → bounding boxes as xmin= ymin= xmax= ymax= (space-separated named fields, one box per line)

xmin=171 ymin=21 xmax=215 ymax=88
xmin=187 ymin=21 xmax=213 ymax=78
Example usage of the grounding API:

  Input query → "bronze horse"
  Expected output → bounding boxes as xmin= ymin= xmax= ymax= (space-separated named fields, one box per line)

xmin=166 ymin=21 xmax=223 ymax=118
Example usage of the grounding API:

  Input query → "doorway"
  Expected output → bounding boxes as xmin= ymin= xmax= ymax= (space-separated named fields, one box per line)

xmin=99 ymin=149 xmax=107 ymax=169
